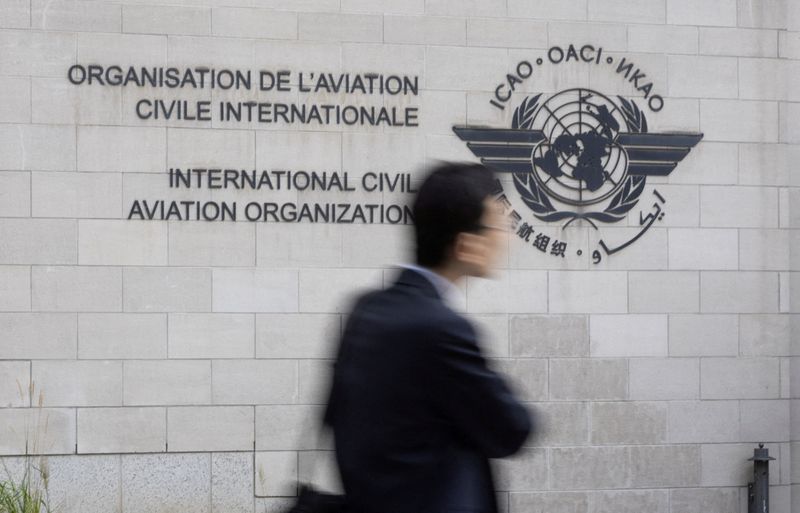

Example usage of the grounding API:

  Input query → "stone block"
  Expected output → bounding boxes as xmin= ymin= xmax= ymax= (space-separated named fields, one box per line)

xmin=255 ymin=451 xmax=297 ymax=497
xmin=78 ymin=313 xmax=167 ymax=359
xmin=343 ymin=42 xmax=424 ymax=79
xmin=298 ymin=269 xmax=382 ymax=313
xmin=738 ymin=0 xmax=787 ymax=29
xmin=34 ymin=75 xmax=124 ymax=125
xmin=629 ymin=271 xmax=700 ymax=312
xmin=168 ymin=221 xmax=255 ymax=267
xmin=256 ymin=224 xmax=341 ymax=268
xmin=256 ymin=405 xmax=325 ymax=450
xmin=212 ymin=360 xmax=297 ymax=405
xmin=256 ymin=130 xmax=341 ymax=170
xmin=426 ymin=46 xmax=508 ymax=91
xmin=425 ymin=0 xmax=504 ymax=16
xmin=212 ymin=452 xmax=254 ymax=513
xmin=510 ymin=315 xmax=588 ymax=357
xmin=629 ymin=358 xmax=700 ymax=400
xmin=549 ymin=359 xmax=627 ymax=401
xmin=493 ymin=449 xmax=548 ymax=491
xmin=550 ymin=447 xmax=629 ymax=489
xmin=740 ymin=58 xmax=799 ymax=101
xmin=299 ymin=360 xmax=334 ymax=408
xmin=79 ymin=219 xmax=163 ymax=269
xmin=124 ymin=360 xmax=211 ymax=406
xmin=667 ymin=0 xmax=737 ymax=26
xmin=667 ymin=400 xmax=739 ymax=443
xmin=0 ymin=31 xmax=74 ymax=77
xmin=298 ymin=13 xmax=382 ymax=42
xmin=589 ymin=314 xmax=668 ymax=357
xmin=625 ymin=184 xmax=699 ymax=228
xmin=32 ymin=360 xmax=122 ymax=407
xmin=779 ymin=31 xmax=800 ymax=58
xmin=548 ymin=272 xmax=628 ymax=313
xmin=700 ymin=271 xmax=779 ymax=313
xmin=628 ymin=24 xmax=697 ymax=54
xmin=77 ymin=407 xmax=165 ymax=454
xmin=384 ymin=15 xmax=465 ymax=45
xmin=77 ymin=32 xmax=166 ymax=66
xmin=525 ymin=402 xmax=589 ymax=447
xmin=509 ymin=492 xmax=589 ymax=513
xmin=591 ymin=490 xmax=669 ymax=513
xmin=740 ymin=314 xmax=793 ymax=356
xmin=0 ymin=124 xmax=75 ymax=171
xmin=340 ymin=225 xmax=412 ymax=268
xmin=0 ymin=265 xmax=30 ymax=311
xmin=739 ymin=143 xmax=800 ymax=187
xmin=0 ymin=0 xmax=29 ymax=28
xmin=253 ymin=40 xmax=340 ymax=75
xmin=740 ymin=399 xmax=790 ymax=441
xmin=670 ymin=487 xmax=739 ymax=513
xmin=740 ymin=229 xmax=790 ymax=270
xmin=0 ymin=313 xmax=76 ymax=359
xmin=121 ymin=453 xmax=211 ymax=513
xmin=700 ymin=27 xmax=778 ymax=57
xmin=32 ymin=266 xmax=122 ymax=313
xmin=0 ymin=408 xmax=75 ymax=455
xmin=781 ymin=102 xmax=800 ymax=143
xmin=590 ymin=402 xmax=667 ymax=445
xmin=212 ymin=7 xmax=297 ymax=39
xmin=700 ymin=100 xmax=779 ymax=143
xmin=168 ymin=406 xmax=254 ymax=452
xmin=342 ymin=0 xmax=424 ymax=14
xmin=31 ymin=0 xmax=120 ymax=32
xmin=46 ymin=455 xmax=121 ymax=513
xmin=667 ymin=228 xmax=738 ymax=270
xmin=256 ymin=314 xmax=340 ymax=359
xmin=466 ymin=271 xmax=548 ymax=313
xmin=469 ymin=314 xmax=509 ymax=358
xmin=668 ymin=314 xmax=738 ymax=356
xmin=297 ymin=451 xmax=341 ymax=493
xmin=700 ymin=357 xmax=780 ymax=399
xmin=466 ymin=18 xmax=547 ymax=48
xmin=77 ymin=125 xmax=166 ymax=173
xmin=630 ymin=445 xmax=701 ymax=487
xmin=0 ymin=171 xmax=30 ymax=217
xmin=588 ymin=0 xmax=664 ymax=23
xmin=493 ymin=359 xmax=547 ymax=402
xmin=342 ymin=132 xmax=425 ymax=175
xmin=548 ymin=22 xmax=627 ymax=51
xmin=0 ymin=77 xmax=30 ymax=123
xmin=168 ymin=313 xmax=253 ymax=359
xmin=167 ymin=127 xmax=254 ymax=167
xmin=32 ymin=172 xmax=121 ymax=219
xmin=124 ymin=267 xmax=211 ymax=312
xmin=213 ymin=269 xmax=298 ymax=313
xmin=0 ymin=361 xmax=29 ymax=407
xmin=669 ymin=142 xmax=738 ymax=185
xmin=668 ymin=56 xmax=738 ymax=98
xmin=123 ymin=5 xmax=210 ymax=35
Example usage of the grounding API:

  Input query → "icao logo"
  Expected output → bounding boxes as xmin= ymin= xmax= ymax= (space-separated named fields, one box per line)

xmin=455 ymin=83 xmax=703 ymax=264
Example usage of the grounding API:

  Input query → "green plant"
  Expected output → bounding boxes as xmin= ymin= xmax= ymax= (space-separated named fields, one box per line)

xmin=0 ymin=384 xmax=53 ymax=513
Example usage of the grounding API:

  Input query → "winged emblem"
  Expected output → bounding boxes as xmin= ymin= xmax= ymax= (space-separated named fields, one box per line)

xmin=453 ymin=89 xmax=703 ymax=224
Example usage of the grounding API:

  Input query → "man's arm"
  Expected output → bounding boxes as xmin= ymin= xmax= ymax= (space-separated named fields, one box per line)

xmin=432 ymin=318 xmax=533 ymax=458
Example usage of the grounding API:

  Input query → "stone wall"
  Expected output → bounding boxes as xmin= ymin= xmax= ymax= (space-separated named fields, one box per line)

xmin=0 ymin=0 xmax=797 ymax=512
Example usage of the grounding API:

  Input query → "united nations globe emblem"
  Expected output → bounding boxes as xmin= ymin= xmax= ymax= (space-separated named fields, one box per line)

xmin=529 ymin=89 xmax=629 ymax=206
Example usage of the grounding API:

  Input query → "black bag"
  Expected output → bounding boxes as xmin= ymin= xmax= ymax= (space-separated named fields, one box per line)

xmin=284 ymin=484 xmax=347 ymax=513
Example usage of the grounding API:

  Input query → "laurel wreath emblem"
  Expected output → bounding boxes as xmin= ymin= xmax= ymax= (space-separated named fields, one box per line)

xmin=512 ymin=93 xmax=648 ymax=226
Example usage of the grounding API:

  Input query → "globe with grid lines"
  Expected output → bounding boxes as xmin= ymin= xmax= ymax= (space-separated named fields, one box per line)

xmin=529 ymin=88 xmax=630 ymax=207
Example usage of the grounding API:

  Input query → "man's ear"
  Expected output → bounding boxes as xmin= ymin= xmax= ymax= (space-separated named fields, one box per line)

xmin=452 ymin=232 xmax=487 ymax=269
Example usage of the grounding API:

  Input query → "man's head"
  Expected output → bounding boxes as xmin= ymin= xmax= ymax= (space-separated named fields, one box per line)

xmin=412 ymin=162 xmax=507 ymax=279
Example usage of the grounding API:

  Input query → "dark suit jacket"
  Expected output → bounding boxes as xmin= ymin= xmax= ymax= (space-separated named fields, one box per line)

xmin=324 ymin=268 xmax=533 ymax=513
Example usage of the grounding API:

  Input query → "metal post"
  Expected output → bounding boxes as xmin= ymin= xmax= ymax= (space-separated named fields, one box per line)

xmin=748 ymin=444 xmax=774 ymax=513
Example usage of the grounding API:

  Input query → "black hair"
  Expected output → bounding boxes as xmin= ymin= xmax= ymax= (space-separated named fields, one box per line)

xmin=412 ymin=162 xmax=497 ymax=267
